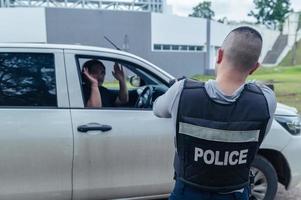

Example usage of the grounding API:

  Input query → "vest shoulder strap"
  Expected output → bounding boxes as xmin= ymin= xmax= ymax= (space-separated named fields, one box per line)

xmin=184 ymin=80 xmax=264 ymax=96
xmin=184 ymin=79 xmax=205 ymax=89
xmin=244 ymin=83 xmax=264 ymax=95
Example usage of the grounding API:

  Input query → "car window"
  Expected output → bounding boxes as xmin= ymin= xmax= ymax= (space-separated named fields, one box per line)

xmin=78 ymin=58 xmax=138 ymax=90
xmin=76 ymin=55 xmax=168 ymax=109
xmin=0 ymin=53 xmax=57 ymax=107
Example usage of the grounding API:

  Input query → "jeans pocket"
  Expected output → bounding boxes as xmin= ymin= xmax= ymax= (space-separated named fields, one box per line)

xmin=233 ymin=187 xmax=250 ymax=200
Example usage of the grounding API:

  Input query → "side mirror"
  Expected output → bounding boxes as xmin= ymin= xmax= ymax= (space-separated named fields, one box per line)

xmin=169 ymin=79 xmax=176 ymax=87
xmin=129 ymin=75 xmax=141 ymax=87
xmin=169 ymin=77 xmax=186 ymax=87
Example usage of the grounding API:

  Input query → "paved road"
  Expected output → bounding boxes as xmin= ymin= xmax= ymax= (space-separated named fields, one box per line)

xmin=275 ymin=184 xmax=301 ymax=200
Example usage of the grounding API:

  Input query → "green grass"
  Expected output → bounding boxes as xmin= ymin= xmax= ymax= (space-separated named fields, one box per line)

xmin=103 ymin=80 xmax=134 ymax=89
xmin=251 ymin=66 xmax=301 ymax=111
xmin=193 ymin=66 xmax=301 ymax=112
xmin=104 ymin=66 xmax=301 ymax=112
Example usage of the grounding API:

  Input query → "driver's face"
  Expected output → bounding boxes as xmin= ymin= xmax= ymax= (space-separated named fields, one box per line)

xmin=91 ymin=64 xmax=106 ymax=85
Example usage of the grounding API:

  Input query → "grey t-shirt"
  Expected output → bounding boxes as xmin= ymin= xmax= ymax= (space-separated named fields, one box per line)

xmin=153 ymin=79 xmax=276 ymax=137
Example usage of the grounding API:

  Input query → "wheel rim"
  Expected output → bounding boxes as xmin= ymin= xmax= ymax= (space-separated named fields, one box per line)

xmin=251 ymin=167 xmax=268 ymax=200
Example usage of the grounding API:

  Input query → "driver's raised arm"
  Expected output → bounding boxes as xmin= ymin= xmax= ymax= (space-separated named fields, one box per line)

xmin=83 ymin=67 xmax=102 ymax=108
xmin=113 ymin=63 xmax=129 ymax=106
xmin=153 ymin=80 xmax=184 ymax=118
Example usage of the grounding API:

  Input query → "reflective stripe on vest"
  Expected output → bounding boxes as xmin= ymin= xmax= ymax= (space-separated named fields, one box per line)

xmin=179 ymin=122 xmax=260 ymax=143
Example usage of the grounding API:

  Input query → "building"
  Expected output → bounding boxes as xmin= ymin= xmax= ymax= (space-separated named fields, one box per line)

xmin=0 ymin=0 xmax=167 ymax=13
xmin=0 ymin=7 xmax=208 ymax=77
xmin=0 ymin=3 xmax=298 ymax=77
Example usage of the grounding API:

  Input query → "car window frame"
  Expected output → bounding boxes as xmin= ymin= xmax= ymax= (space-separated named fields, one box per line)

xmin=74 ymin=53 xmax=169 ymax=111
xmin=0 ymin=48 xmax=67 ymax=109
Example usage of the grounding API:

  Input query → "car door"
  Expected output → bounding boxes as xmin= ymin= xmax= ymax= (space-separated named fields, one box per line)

xmin=64 ymin=49 xmax=174 ymax=200
xmin=0 ymin=48 xmax=73 ymax=200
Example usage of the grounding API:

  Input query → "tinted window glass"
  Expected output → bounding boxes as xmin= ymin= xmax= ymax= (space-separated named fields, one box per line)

xmin=163 ymin=45 xmax=170 ymax=50
xmin=180 ymin=45 xmax=188 ymax=50
xmin=154 ymin=44 xmax=161 ymax=50
xmin=0 ymin=53 xmax=57 ymax=107
xmin=189 ymin=46 xmax=196 ymax=51
xmin=196 ymin=46 xmax=203 ymax=51
xmin=172 ymin=45 xmax=179 ymax=50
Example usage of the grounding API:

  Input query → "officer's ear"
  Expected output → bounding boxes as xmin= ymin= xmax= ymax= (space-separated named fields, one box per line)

xmin=249 ymin=62 xmax=260 ymax=75
xmin=216 ymin=48 xmax=223 ymax=64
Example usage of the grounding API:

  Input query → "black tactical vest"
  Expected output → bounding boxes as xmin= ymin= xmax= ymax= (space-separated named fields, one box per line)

xmin=175 ymin=79 xmax=270 ymax=192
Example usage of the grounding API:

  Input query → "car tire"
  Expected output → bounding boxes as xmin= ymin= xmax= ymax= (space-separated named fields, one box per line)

xmin=251 ymin=155 xmax=278 ymax=200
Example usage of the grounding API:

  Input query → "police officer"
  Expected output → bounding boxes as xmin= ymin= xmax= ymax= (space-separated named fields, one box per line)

xmin=153 ymin=26 xmax=276 ymax=200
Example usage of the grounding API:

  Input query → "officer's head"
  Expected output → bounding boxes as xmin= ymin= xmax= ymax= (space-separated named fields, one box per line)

xmin=216 ymin=26 xmax=263 ymax=75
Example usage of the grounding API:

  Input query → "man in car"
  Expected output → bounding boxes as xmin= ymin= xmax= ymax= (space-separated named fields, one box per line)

xmin=153 ymin=26 xmax=276 ymax=199
xmin=82 ymin=59 xmax=129 ymax=107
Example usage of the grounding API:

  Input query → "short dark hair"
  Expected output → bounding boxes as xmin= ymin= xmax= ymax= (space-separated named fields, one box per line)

xmin=83 ymin=59 xmax=105 ymax=72
xmin=222 ymin=26 xmax=263 ymax=72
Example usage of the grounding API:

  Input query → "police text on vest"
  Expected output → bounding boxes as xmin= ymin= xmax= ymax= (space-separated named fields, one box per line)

xmin=194 ymin=147 xmax=248 ymax=166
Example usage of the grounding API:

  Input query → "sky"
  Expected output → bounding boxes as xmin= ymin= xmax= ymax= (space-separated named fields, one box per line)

xmin=166 ymin=0 xmax=301 ymax=22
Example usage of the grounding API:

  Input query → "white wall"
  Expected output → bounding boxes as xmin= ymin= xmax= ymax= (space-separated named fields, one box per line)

xmin=211 ymin=23 xmax=279 ymax=62
xmin=151 ymin=13 xmax=207 ymax=46
xmin=283 ymin=12 xmax=300 ymax=46
xmin=210 ymin=21 xmax=233 ymax=46
xmin=258 ymin=27 xmax=280 ymax=62
xmin=152 ymin=13 xmax=280 ymax=64
xmin=0 ymin=8 xmax=47 ymax=43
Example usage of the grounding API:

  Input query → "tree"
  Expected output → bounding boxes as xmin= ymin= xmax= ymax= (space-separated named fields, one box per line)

xmin=248 ymin=0 xmax=292 ymax=31
xmin=189 ymin=1 xmax=215 ymax=19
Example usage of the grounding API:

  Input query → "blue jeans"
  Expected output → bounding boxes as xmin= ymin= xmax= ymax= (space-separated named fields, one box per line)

xmin=169 ymin=180 xmax=250 ymax=200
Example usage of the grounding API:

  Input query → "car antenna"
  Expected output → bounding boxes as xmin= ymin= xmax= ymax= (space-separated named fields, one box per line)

xmin=104 ymin=36 xmax=121 ymax=51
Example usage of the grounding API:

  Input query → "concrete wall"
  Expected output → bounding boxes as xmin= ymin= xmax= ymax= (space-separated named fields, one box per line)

xmin=257 ymin=27 xmax=280 ymax=62
xmin=283 ymin=12 xmax=300 ymax=46
xmin=151 ymin=14 xmax=280 ymax=64
xmin=0 ymin=8 xmax=47 ymax=43
xmin=148 ymin=52 xmax=206 ymax=77
xmin=0 ymin=7 xmax=284 ymax=77
xmin=45 ymin=8 xmax=205 ymax=78
xmin=45 ymin=8 xmax=150 ymax=57
xmin=151 ymin=13 xmax=207 ymax=46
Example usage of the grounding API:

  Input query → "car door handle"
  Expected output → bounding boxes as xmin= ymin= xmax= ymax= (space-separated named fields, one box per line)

xmin=77 ymin=123 xmax=112 ymax=133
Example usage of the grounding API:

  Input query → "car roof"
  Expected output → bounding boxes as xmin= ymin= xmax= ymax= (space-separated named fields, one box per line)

xmin=0 ymin=43 xmax=174 ymax=80
xmin=0 ymin=43 xmax=129 ymax=54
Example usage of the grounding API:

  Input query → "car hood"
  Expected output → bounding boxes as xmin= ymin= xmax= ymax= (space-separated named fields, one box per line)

xmin=275 ymin=103 xmax=298 ymax=116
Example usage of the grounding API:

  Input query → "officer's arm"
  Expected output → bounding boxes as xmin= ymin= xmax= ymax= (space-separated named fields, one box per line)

xmin=260 ymin=84 xmax=277 ymax=137
xmin=251 ymin=81 xmax=277 ymax=137
xmin=153 ymin=80 xmax=183 ymax=118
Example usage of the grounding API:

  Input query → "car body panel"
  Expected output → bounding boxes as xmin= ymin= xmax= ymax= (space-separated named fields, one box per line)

xmin=0 ymin=109 xmax=73 ymax=200
xmin=0 ymin=48 xmax=73 ymax=200
xmin=275 ymin=103 xmax=298 ymax=116
xmin=281 ymin=136 xmax=301 ymax=188
xmin=260 ymin=120 xmax=291 ymax=151
xmin=71 ymin=110 xmax=174 ymax=200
